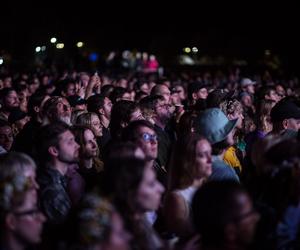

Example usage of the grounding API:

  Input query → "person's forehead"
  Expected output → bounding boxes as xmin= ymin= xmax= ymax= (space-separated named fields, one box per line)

xmin=138 ymin=126 xmax=155 ymax=134
xmin=60 ymin=130 xmax=74 ymax=140
xmin=104 ymin=97 xmax=111 ymax=104
xmin=91 ymin=114 xmax=100 ymax=121
xmin=6 ymin=90 xmax=17 ymax=97
xmin=0 ymin=126 xmax=12 ymax=133
xmin=84 ymin=129 xmax=94 ymax=138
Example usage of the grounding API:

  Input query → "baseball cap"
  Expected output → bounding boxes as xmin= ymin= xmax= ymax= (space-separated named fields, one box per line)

xmin=241 ymin=78 xmax=256 ymax=88
xmin=271 ymin=99 xmax=300 ymax=122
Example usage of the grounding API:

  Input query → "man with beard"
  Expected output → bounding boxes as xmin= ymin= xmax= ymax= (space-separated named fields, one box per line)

xmin=151 ymin=95 xmax=174 ymax=170
xmin=41 ymin=96 xmax=72 ymax=125
xmin=37 ymin=121 xmax=80 ymax=224
xmin=0 ymin=88 xmax=20 ymax=121
xmin=37 ymin=121 xmax=80 ymax=249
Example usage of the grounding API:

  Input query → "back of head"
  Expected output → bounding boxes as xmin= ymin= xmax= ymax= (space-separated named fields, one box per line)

xmin=77 ymin=194 xmax=116 ymax=247
xmin=270 ymin=98 xmax=300 ymax=123
xmin=192 ymin=181 xmax=246 ymax=247
xmin=110 ymin=100 xmax=138 ymax=139
xmin=206 ymin=89 xmax=234 ymax=109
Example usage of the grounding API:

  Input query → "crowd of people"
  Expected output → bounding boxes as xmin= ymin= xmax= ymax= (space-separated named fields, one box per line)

xmin=1 ymin=66 xmax=300 ymax=250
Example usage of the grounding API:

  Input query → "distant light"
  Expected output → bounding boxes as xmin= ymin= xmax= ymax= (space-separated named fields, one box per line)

xmin=76 ymin=42 xmax=84 ymax=48
xmin=56 ymin=43 xmax=64 ymax=49
xmin=0 ymin=58 xmax=3 ymax=65
xmin=89 ymin=52 xmax=99 ymax=62
xmin=265 ymin=49 xmax=271 ymax=56
xmin=192 ymin=47 xmax=198 ymax=53
xmin=35 ymin=46 xmax=41 ymax=52
xmin=183 ymin=47 xmax=191 ymax=53
xmin=41 ymin=46 xmax=46 ymax=51
xmin=50 ymin=37 xmax=57 ymax=43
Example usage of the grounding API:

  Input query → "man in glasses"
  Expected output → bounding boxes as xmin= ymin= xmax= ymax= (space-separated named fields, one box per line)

xmin=122 ymin=120 xmax=167 ymax=188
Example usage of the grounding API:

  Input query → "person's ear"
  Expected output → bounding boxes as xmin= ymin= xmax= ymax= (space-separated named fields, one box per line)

xmin=99 ymin=108 xmax=105 ymax=116
xmin=192 ymin=93 xmax=198 ymax=100
xmin=228 ymin=114 xmax=235 ymax=120
xmin=5 ymin=213 xmax=17 ymax=230
xmin=48 ymin=146 xmax=59 ymax=157
xmin=34 ymin=106 xmax=40 ymax=113
xmin=121 ymin=122 xmax=128 ymax=128
xmin=282 ymin=119 xmax=289 ymax=129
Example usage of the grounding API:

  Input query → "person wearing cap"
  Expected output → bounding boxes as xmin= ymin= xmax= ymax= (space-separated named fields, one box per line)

xmin=187 ymin=82 xmax=208 ymax=106
xmin=206 ymin=88 xmax=235 ymax=109
xmin=270 ymin=98 xmax=300 ymax=137
xmin=240 ymin=78 xmax=256 ymax=95
xmin=194 ymin=108 xmax=240 ymax=182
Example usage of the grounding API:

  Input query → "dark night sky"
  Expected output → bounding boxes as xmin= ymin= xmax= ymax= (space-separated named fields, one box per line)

xmin=1 ymin=1 xmax=299 ymax=71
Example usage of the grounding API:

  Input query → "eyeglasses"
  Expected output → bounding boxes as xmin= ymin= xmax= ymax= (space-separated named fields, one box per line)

xmin=13 ymin=208 xmax=42 ymax=218
xmin=141 ymin=133 xmax=157 ymax=142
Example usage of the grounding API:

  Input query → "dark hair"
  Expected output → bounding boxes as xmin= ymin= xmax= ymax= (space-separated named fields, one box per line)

xmin=212 ymin=138 xmax=231 ymax=155
xmin=0 ymin=120 xmax=10 ymax=128
xmin=109 ymin=87 xmax=128 ymax=104
xmin=121 ymin=120 xmax=155 ymax=142
xmin=100 ymin=85 xmax=114 ymax=98
xmin=192 ymin=181 xmax=247 ymax=247
xmin=139 ymin=95 xmax=164 ymax=111
xmin=109 ymin=100 xmax=139 ymax=140
xmin=27 ymin=92 xmax=48 ymax=118
xmin=102 ymin=141 xmax=144 ymax=169
xmin=103 ymin=157 xmax=153 ymax=250
xmin=86 ymin=94 xmax=106 ymax=114
xmin=37 ymin=121 xmax=70 ymax=163
xmin=258 ymin=86 xmax=276 ymax=100
xmin=135 ymin=91 xmax=148 ymax=102
xmin=168 ymin=133 xmax=208 ymax=190
xmin=56 ymin=79 xmax=75 ymax=96
xmin=0 ymin=88 xmax=15 ymax=105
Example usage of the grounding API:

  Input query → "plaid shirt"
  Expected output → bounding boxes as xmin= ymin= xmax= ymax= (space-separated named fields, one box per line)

xmin=38 ymin=167 xmax=71 ymax=225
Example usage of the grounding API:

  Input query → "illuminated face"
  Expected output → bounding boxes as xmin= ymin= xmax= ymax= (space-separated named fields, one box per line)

xmin=83 ymin=129 xmax=98 ymax=158
xmin=136 ymin=167 xmax=164 ymax=212
xmin=195 ymin=139 xmax=212 ymax=178
xmin=11 ymin=191 xmax=46 ymax=245
xmin=0 ymin=125 xmax=13 ymax=151
xmin=57 ymin=130 xmax=80 ymax=164
xmin=136 ymin=126 xmax=158 ymax=160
